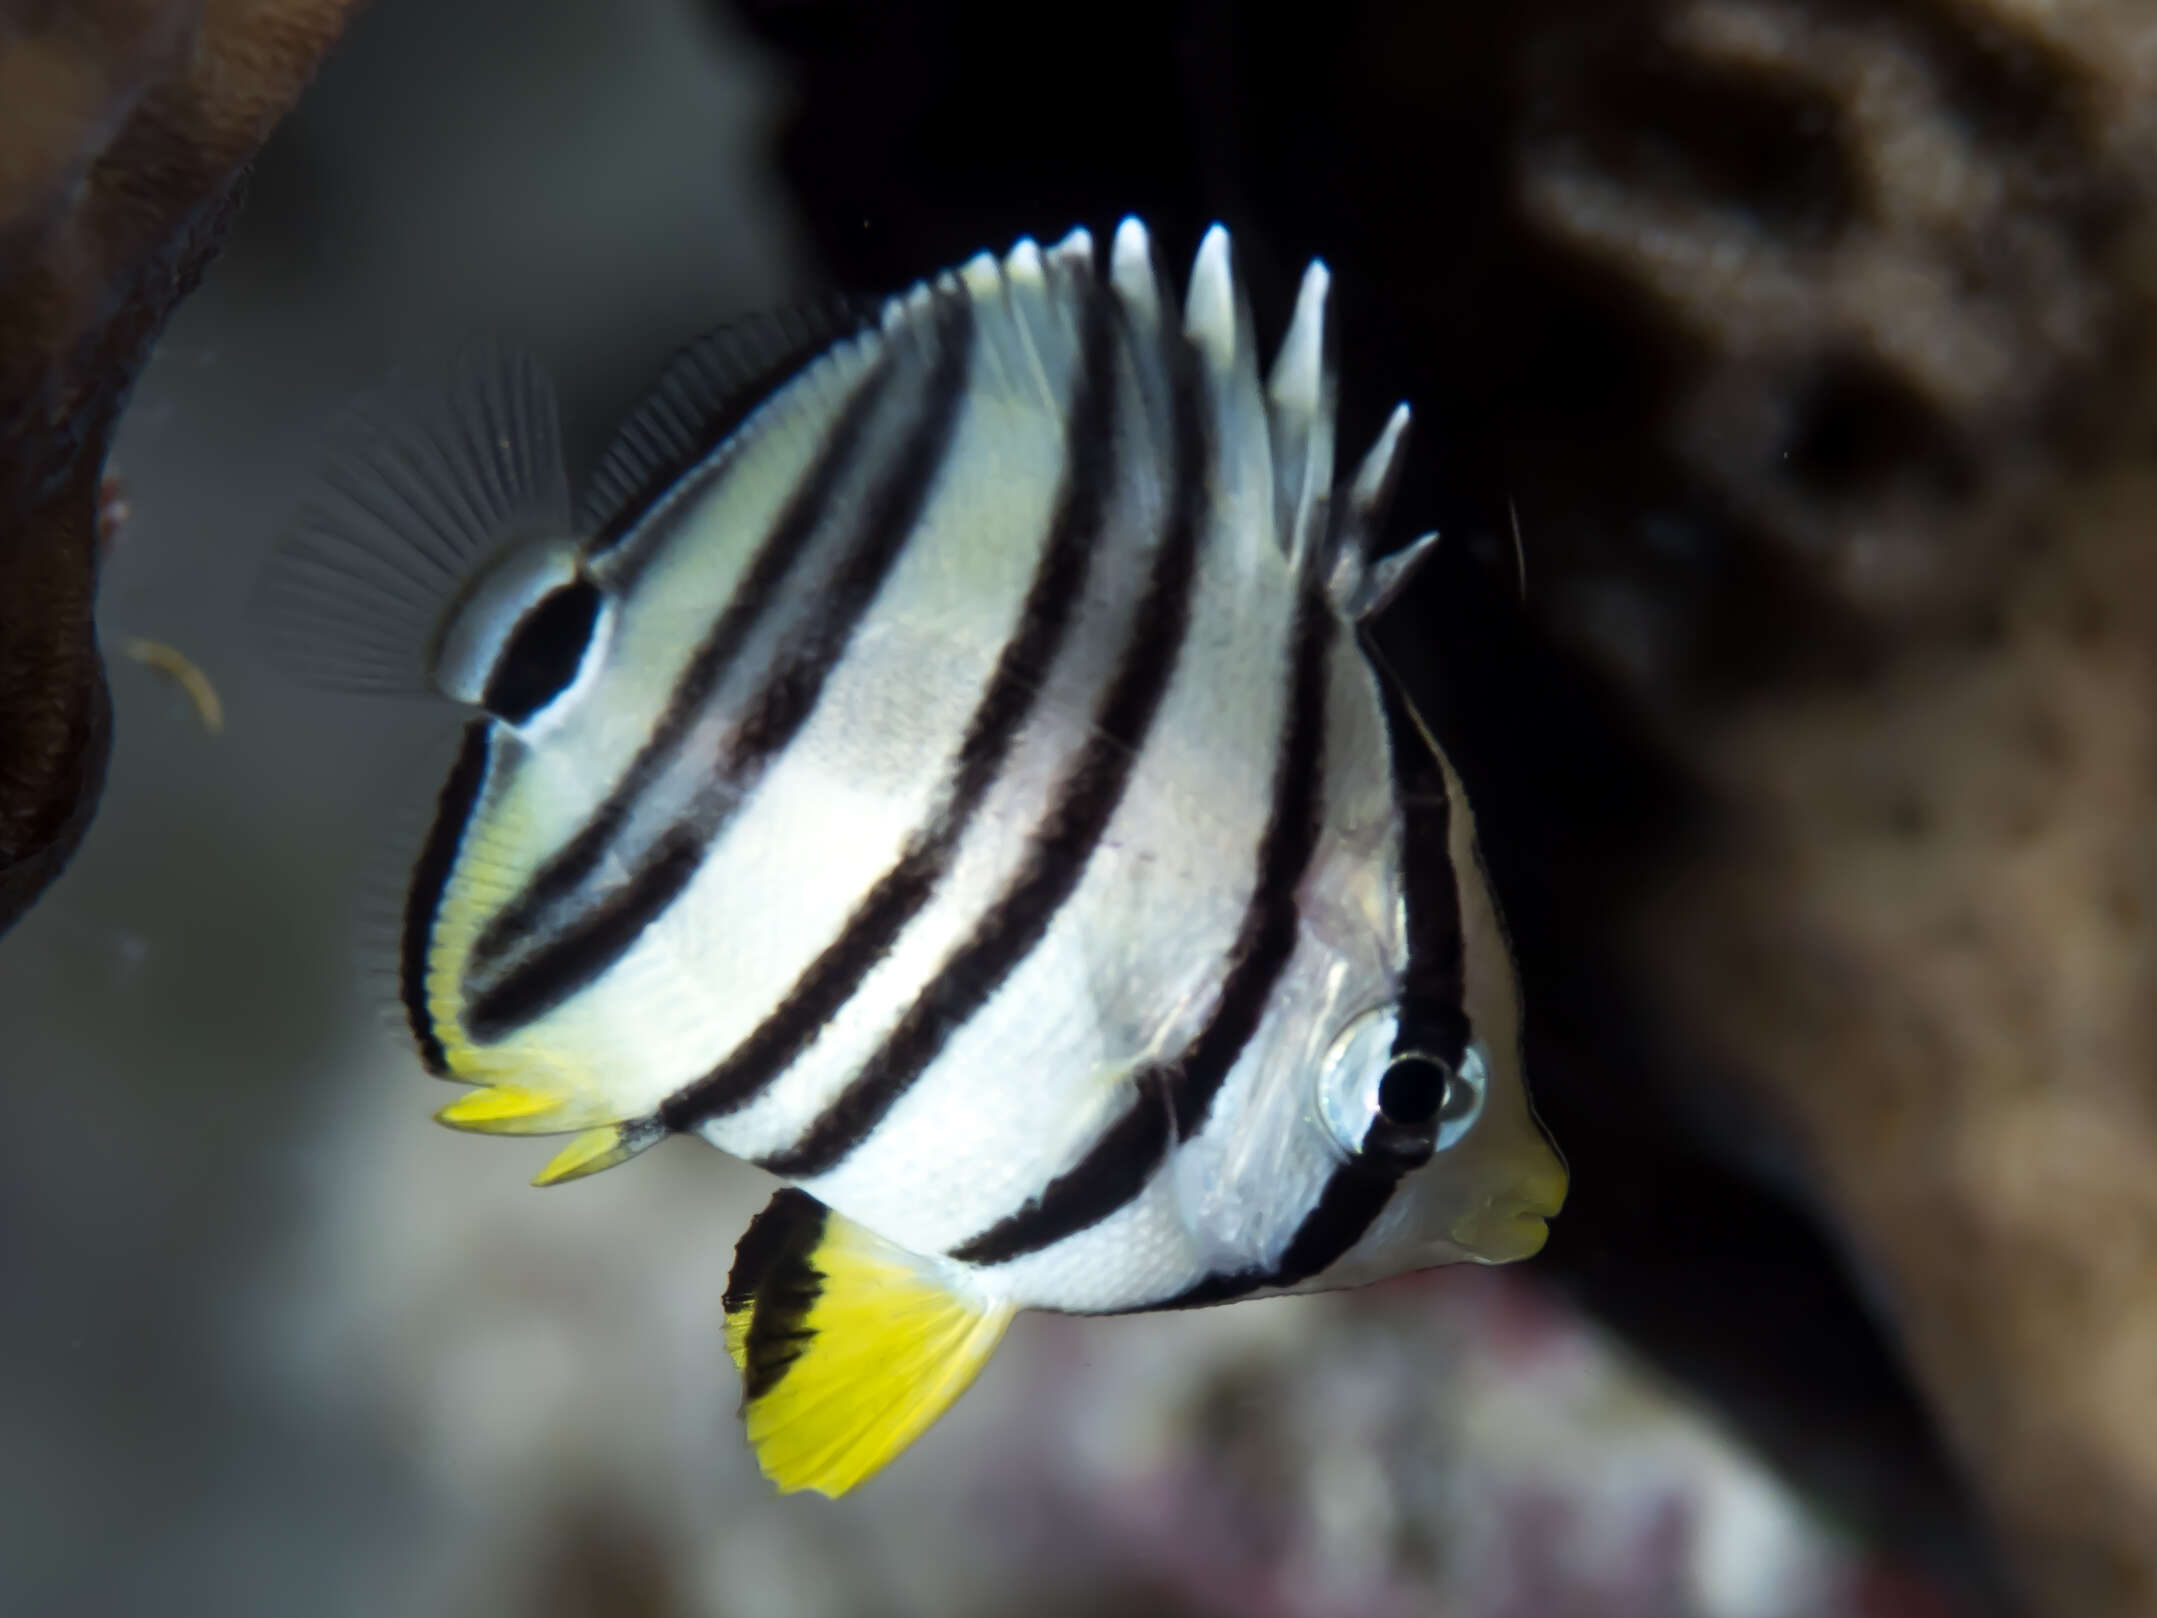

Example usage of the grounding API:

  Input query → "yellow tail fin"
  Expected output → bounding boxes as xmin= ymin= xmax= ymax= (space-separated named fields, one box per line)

xmin=724 ymin=1190 xmax=1016 ymax=1497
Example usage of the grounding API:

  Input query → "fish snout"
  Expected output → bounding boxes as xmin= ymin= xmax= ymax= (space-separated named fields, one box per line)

xmin=1450 ymin=1137 xmax=1568 ymax=1264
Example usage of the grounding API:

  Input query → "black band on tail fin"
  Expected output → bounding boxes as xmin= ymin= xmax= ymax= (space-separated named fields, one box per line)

xmin=723 ymin=1189 xmax=1017 ymax=1496
xmin=725 ymin=1189 xmax=830 ymax=1401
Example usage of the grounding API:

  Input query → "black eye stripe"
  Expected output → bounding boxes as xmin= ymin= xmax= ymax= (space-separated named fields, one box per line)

xmin=483 ymin=579 xmax=602 ymax=724
xmin=1392 ymin=1001 xmax=1468 ymax=1069
xmin=1366 ymin=645 xmax=1469 ymax=1071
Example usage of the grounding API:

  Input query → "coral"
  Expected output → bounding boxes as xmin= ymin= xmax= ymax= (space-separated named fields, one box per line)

xmin=1514 ymin=5 xmax=2157 ymax=1611
xmin=0 ymin=0 xmax=362 ymax=932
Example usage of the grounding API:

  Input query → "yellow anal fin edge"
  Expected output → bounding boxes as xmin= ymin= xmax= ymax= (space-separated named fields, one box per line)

xmin=723 ymin=1189 xmax=1016 ymax=1498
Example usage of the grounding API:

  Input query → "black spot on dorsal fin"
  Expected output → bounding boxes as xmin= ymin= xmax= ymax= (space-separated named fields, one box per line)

xmin=481 ymin=578 xmax=603 ymax=725
xmin=580 ymin=299 xmax=876 ymax=555
xmin=725 ymin=1188 xmax=830 ymax=1401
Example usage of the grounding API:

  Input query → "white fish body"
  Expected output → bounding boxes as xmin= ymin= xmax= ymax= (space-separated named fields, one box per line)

xmin=256 ymin=221 xmax=1566 ymax=1496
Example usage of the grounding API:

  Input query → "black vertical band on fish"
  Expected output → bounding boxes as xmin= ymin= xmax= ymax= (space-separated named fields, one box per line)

xmin=1145 ymin=1156 xmax=1402 ymax=1311
xmin=463 ymin=341 xmax=906 ymax=982
xmin=947 ymin=1073 xmax=1172 ymax=1265
xmin=585 ymin=304 xmax=868 ymax=564
xmin=1366 ymin=639 xmax=1468 ymax=1067
xmin=947 ymin=572 xmax=1336 ymax=1267
xmin=753 ymin=310 xmax=1211 ymax=1183
xmin=463 ymin=294 xmax=977 ymax=1044
xmin=401 ymin=721 xmax=494 ymax=1075
xmin=1109 ymin=652 xmax=1485 ymax=1312
xmin=1126 ymin=652 xmax=1467 ymax=1309
xmin=467 ymin=828 xmax=709 ymax=1044
xmin=1268 ymin=1158 xmax=1401 ymax=1280
xmin=1161 ymin=583 xmax=1335 ymax=1140
xmin=661 ymin=274 xmax=1123 ymax=1133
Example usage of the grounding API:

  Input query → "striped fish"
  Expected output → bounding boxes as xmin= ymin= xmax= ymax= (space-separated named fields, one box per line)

xmin=256 ymin=221 xmax=1566 ymax=1497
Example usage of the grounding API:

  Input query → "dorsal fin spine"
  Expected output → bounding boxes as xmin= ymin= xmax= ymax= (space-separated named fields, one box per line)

xmin=1267 ymin=261 xmax=1337 ymax=574
xmin=1328 ymin=405 xmax=1426 ymax=620
xmin=1183 ymin=224 xmax=1282 ymax=577
xmin=1184 ymin=225 xmax=1238 ymax=368
xmin=1110 ymin=217 xmax=1161 ymax=330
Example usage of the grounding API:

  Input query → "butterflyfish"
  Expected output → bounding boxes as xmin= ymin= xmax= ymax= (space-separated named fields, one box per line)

xmin=255 ymin=221 xmax=1567 ymax=1497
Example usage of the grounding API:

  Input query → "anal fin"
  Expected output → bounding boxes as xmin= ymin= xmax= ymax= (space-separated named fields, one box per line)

xmin=723 ymin=1190 xmax=1016 ymax=1497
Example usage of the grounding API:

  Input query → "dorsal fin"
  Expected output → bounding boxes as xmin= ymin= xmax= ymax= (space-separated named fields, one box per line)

xmin=722 ymin=1190 xmax=1016 ymax=1496
xmin=1325 ymin=405 xmax=1432 ymax=622
xmin=1266 ymin=260 xmax=1338 ymax=573
xmin=579 ymin=300 xmax=873 ymax=553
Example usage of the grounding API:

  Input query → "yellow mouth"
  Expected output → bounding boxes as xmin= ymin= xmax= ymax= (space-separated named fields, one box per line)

xmin=1452 ymin=1145 xmax=1568 ymax=1264
xmin=1469 ymin=1209 xmax=1551 ymax=1263
xmin=1518 ymin=1151 xmax=1570 ymax=1220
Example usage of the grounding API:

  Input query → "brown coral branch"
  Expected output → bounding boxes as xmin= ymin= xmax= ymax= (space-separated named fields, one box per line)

xmin=0 ymin=0 xmax=366 ymax=933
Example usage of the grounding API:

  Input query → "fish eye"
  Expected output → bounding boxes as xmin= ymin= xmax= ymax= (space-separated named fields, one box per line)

xmin=1318 ymin=1009 xmax=1489 ymax=1168
xmin=1376 ymin=1052 xmax=1453 ymax=1126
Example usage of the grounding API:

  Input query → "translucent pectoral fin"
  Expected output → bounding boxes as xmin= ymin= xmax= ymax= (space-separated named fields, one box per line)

xmin=249 ymin=347 xmax=571 ymax=700
xmin=530 ymin=1120 xmax=666 ymax=1186
xmin=723 ymin=1190 xmax=1017 ymax=1497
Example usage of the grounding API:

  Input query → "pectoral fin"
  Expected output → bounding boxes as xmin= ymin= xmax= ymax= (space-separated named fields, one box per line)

xmin=531 ymin=1120 xmax=665 ymax=1186
xmin=724 ymin=1190 xmax=1016 ymax=1497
